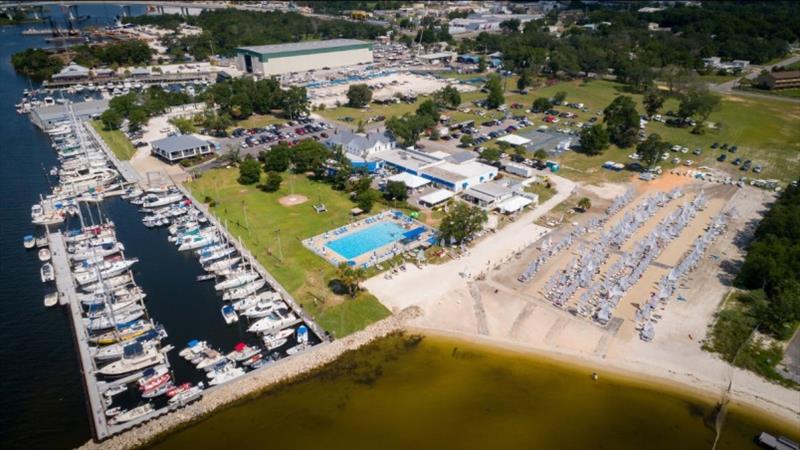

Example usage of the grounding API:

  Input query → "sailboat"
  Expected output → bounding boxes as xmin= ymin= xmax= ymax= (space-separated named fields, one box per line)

xmin=222 ymin=279 xmax=266 ymax=301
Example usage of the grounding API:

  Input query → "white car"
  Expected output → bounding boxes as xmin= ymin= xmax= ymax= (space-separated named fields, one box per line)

xmin=628 ymin=153 xmax=641 ymax=160
xmin=672 ymin=157 xmax=681 ymax=164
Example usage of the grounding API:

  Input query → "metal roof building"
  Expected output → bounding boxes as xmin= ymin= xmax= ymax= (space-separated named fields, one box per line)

xmin=235 ymin=39 xmax=374 ymax=76
xmin=30 ymin=99 xmax=109 ymax=130
xmin=151 ymin=134 xmax=212 ymax=163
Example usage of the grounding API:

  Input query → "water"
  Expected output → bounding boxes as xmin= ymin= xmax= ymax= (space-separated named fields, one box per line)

xmin=326 ymin=221 xmax=407 ymax=260
xmin=148 ymin=334 xmax=798 ymax=450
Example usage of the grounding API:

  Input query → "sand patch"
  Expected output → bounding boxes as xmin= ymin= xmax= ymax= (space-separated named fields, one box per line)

xmin=279 ymin=194 xmax=309 ymax=207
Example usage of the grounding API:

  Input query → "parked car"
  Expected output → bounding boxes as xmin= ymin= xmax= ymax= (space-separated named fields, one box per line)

xmin=693 ymin=148 xmax=702 ymax=155
xmin=717 ymin=154 xmax=727 ymax=162
xmin=732 ymin=158 xmax=742 ymax=166
xmin=711 ymin=142 xmax=719 ymax=148
xmin=729 ymin=146 xmax=738 ymax=153
xmin=753 ymin=164 xmax=762 ymax=173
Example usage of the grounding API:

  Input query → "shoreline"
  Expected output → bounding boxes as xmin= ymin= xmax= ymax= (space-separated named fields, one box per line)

xmin=410 ymin=325 xmax=800 ymax=431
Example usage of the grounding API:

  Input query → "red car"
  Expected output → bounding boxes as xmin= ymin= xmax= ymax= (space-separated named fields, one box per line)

xmin=544 ymin=115 xmax=557 ymax=123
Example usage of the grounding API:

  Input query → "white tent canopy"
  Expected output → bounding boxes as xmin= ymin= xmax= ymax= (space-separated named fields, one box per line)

xmin=497 ymin=134 xmax=531 ymax=146
xmin=497 ymin=195 xmax=533 ymax=214
xmin=388 ymin=172 xmax=431 ymax=189
xmin=419 ymin=189 xmax=454 ymax=207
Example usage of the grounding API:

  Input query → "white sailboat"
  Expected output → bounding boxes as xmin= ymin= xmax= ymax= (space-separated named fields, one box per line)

xmin=222 ymin=279 xmax=266 ymax=301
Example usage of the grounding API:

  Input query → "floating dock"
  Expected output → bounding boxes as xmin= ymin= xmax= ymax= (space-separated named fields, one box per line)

xmin=84 ymin=122 xmax=140 ymax=184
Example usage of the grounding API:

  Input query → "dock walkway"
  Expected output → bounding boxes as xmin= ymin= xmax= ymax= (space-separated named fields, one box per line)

xmin=84 ymin=122 xmax=140 ymax=184
xmin=49 ymin=231 xmax=110 ymax=439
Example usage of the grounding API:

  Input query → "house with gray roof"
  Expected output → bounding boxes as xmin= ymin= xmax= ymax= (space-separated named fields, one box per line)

xmin=326 ymin=130 xmax=394 ymax=158
xmin=53 ymin=63 xmax=90 ymax=81
xmin=151 ymin=135 xmax=212 ymax=163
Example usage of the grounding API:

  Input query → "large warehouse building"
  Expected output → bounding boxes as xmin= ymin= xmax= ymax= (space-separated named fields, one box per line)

xmin=235 ymin=39 xmax=373 ymax=76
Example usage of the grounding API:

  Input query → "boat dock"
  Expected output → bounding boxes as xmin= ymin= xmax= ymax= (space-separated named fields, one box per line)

xmin=174 ymin=183 xmax=331 ymax=343
xmin=83 ymin=122 xmax=140 ymax=184
xmin=43 ymin=72 xmax=215 ymax=89
xmin=48 ymin=230 xmax=173 ymax=440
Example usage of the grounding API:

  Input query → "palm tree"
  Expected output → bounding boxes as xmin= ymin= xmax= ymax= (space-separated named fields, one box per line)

xmin=337 ymin=263 xmax=366 ymax=298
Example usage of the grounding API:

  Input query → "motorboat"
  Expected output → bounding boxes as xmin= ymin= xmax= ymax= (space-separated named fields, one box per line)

xmin=38 ymin=248 xmax=51 ymax=262
xmin=85 ymin=307 xmax=146 ymax=331
xmin=208 ymin=365 xmax=245 ymax=386
xmin=226 ymin=342 xmax=260 ymax=363
xmin=221 ymin=304 xmax=238 ymax=325
xmin=23 ymin=235 xmax=35 ymax=249
xmin=247 ymin=311 xmax=297 ymax=334
xmin=198 ymin=246 xmax=237 ymax=265
xmin=214 ymin=271 xmax=259 ymax=291
xmin=141 ymin=380 xmax=173 ymax=399
xmin=166 ymin=382 xmax=192 ymax=398
xmin=262 ymin=328 xmax=295 ymax=351
xmin=71 ymin=241 xmax=125 ymax=262
xmin=74 ymin=258 xmax=138 ymax=285
xmin=97 ymin=343 xmax=164 ymax=377
xmin=103 ymin=384 xmax=128 ymax=399
xmin=286 ymin=342 xmax=309 ymax=356
xmin=80 ymin=286 xmax=145 ymax=307
xmin=178 ymin=340 xmax=207 ymax=359
xmin=232 ymin=291 xmax=281 ymax=312
xmin=44 ymin=292 xmax=59 ymax=307
xmin=195 ymin=349 xmax=226 ymax=371
xmin=204 ymin=256 xmax=241 ymax=273
xmin=177 ymin=233 xmax=218 ymax=251
xmin=40 ymin=263 xmax=55 ymax=283
xmin=141 ymin=193 xmax=183 ymax=209
xmin=222 ymin=279 xmax=266 ymax=301
xmin=108 ymin=403 xmax=154 ymax=425
xmin=105 ymin=406 xmax=123 ymax=417
xmin=205 ymin=360 xmax=234 ymax=379
xmin=168 ymin=383 xmax=203 ymax=406
xmin=242 ymin=353 xmax=264 ymax=368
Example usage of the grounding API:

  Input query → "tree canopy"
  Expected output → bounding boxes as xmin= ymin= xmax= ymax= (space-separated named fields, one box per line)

xmin=603 ymin=96 xmax=640 ymax=148
xmin=238 ymin=156 xmax=262 ymax=185
xmin=579 ymin=124 xmax=609 ymax=155
xmin=484 ymin=74 xmax=505 ymax=109
xmin=346 ymin=84 xmax=372 ymax=108
xmin=439 ymin=203 xmax=487 ymax=246
xmin=636 ymin=133 xmax=669 ymax=169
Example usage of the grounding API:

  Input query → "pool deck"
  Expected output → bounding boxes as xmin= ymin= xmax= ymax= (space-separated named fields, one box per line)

xmin=302 ymin=211 xmax=436 ymax=268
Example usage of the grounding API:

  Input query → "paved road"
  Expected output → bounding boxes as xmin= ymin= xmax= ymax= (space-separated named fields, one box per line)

xmin=711 ymin=54 xmax=800 ymax=104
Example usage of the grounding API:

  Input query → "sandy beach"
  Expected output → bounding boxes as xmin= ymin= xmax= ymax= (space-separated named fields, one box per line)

xmin=365 ymin=173 xmax=800 ymax=426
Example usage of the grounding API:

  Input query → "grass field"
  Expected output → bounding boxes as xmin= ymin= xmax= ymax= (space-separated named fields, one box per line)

xmin=188 ymin=169 xmax=390 ymax=337
xmin=230 ymin=114 xmax=286 ymax=131
xmin=91 ymin=120 xmax=136 ymax=160
xmin=499 ymin=79 xmax=800 ymax=183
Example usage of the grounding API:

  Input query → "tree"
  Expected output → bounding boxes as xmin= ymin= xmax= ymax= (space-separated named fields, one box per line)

xmin=385 ymin=180 xmax=408 ymax=202
xmin=261 ymin=171 xmax=283 ymax=192
xmin=432 ymin=85 xmax=461 ymax=109
xmin=263 ymin=143 xmax=291 ymax=172
xmin=577 ymin=197 xmax=592 ymax=212
xmin=416 ymin=99 xmax=440 ymax=121
xmin=485 ymin=74 xmax=505 ymax=109
xmin=168 ymin=116 xmax=196 ymax=134
xmin=346 ymin=83 xmax=372 ymax=108
xmin=460 ymin=134 xmax=474 ymax=147
xmin=336 ymin=262 xmax=366 ymax=298
xmin=480 ymin=147 xmax=501 ymax=162
xmin=636 ymin=134 xmax=668 ymax=169
xmin=477 ymin=56 xmax=487 ymax=73
xmin=516 ymin=69 xmax=532 ymax=91
xmin=579 ymin=124 xmax=609 ymax=155
xmin=202 ymin=110 xmax=232 ymax=135
xmin=100 ymin=109 xmax=123 ymax=130
xmin=678 ymin=87 xmax=721 ymax=132
xmin=439 ymin=203 xmax=488 ymax=245
xmin=603 ymin=96 xmax=639 ymax=148
xmin=552 ymin=91 xmax=567 ymax=105
xmin=386 ymin=113 xmax=435 ymax=147
xmin=282 ymin=86 xmax=309 ymax=119
xmin=238 ymin=155 xmax=261 ymax=185
xmin=129 ymin=109 xmax=149 ymax=132
xmin=534 ymin=149 xmax=549 ymax=160
xmin=500 ymin=18 xmax=521 ymax=34
xmin=290 ymin=139 xmax=332 ymax=175
xmin=355 ymin=189 xmax=380 ymax=213
xmin=532 ymin=97 xmax=551 ymax=113
xmin=643 ymin=88 xmax=665 ymax=118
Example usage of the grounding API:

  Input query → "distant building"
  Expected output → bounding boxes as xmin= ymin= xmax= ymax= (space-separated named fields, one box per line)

xmin=756 ymin=70 xmax=800 ymax=90
xmin=324 ymin=130 xmax=393 ymax=173
xmin=235 ymin=39 xmax=373 ymax=77
xmin=150 ymin=135 xmax=212 ymax=163
xmin=52 ymin=63 xmax=90 ymax=82
xmin=449 ymin=13 xmax=542 ymax=35
xmin=418 ymin=52 xmax=456 ymax=65
xmin=374 ymin=147 xmax=498 ymax=193
xmin=703 ymin=57 xmax=749 ymax=72
xmin=30 ymin=99 xmax=109 ymax=130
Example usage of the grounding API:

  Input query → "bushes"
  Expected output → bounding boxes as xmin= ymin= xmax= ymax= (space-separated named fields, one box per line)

xmin=237 ymin=156 xmax=261 ymax=185
xmin=11 ymin=48 xmax=63 ymax=81
xmin=261 ymin=171 xmax=283 ymax=192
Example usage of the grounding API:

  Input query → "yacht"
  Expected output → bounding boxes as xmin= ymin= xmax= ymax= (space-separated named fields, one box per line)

xmin=70 ymin=241 xmax=125 ymax=262
xmin=208 ymin=365 xmax=245 ymax=386
xmin=177 ymin=233 xmax=219 ymax=251
xmin=81 ymin=273 xmax=132 ymax=293
xmin=232 ymin=291 xmax=279 ymax=312
xmin=141 ymin=193 xmax=183 ymax=209
xmin=97 ymin=343 xmax=164 ymax=377
xmin=222 ymin=279 xmax=266 ymax=301
xmin=194 ymin=349 xmax=225 ymax=371
xmin=178 ymin=340 xmax=207 ymax=359
xmin=242 ymin=299 xmax=285 ymax=320
xmin=168 ymin=383 xmax=204 ymax=406
xmin=247 ymin=311 xmax=297 ymax=334
xmin=85 ymin=307 xmax=146 ymax=331
xmin=91 ymin=319 xmax=154 ymax=345
xmin=214 ymin=271 xmax=259 ymax=291
xmin=226 ymin=342 xmax=260 ymax=363
xmin=262 ymin=328 xmax=295 ymax=351
xmin=204 ymin=256 xmax=241 ymax=273
xmin=74 ymin=258 xmax=138 ymax=285
xmin=93 ymin=328 xmax=165 ymax=361
xmin=108 ymin=403 xmax=154 ymax=425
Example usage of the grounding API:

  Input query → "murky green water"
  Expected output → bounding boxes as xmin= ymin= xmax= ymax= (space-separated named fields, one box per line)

xmin=149 ymin=334 xmax=797 ymax=450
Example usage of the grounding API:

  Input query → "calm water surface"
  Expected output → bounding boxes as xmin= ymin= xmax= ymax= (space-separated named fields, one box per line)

xmin=149 ymin=334 xmax=798 ymax=450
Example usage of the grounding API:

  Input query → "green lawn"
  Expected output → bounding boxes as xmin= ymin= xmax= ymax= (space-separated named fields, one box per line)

xmin=91 ymin=120 xmax=136 ymax=160
xmin=317 ymin=101 xmax=421 ymax=125
xmin=500 ymin=79 xmax=800 ymax=183
xmin=188 ymin=169 xmax=390 ymax=338
xmin=230 ymin=113 xmax=286 ymax=131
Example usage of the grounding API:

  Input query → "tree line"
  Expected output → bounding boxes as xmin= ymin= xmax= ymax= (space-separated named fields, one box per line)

xmin=11 ymin=40 xmax=153 ymax=81
xmin=99 ymin=86 xmax=193 ymax=131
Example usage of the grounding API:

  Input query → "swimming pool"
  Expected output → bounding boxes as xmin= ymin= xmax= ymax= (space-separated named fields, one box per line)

xmin=325 ymin=222 xmax=407 ymax=261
